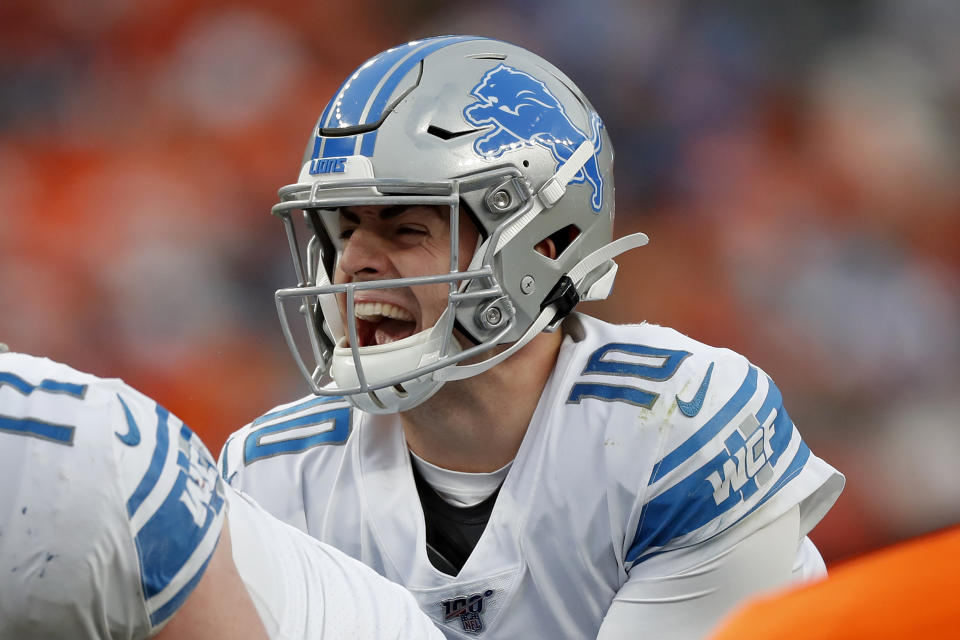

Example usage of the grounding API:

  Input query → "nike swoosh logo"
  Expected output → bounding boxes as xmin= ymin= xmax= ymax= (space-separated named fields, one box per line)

xmin=676 ymin=362 xmax=714 ymax=418
xmin=115 ymin=394 xmax=141 ymax=446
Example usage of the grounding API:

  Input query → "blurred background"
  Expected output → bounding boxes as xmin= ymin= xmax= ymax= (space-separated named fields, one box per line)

xmin=1 ymin=0 xmax=957 ymax=563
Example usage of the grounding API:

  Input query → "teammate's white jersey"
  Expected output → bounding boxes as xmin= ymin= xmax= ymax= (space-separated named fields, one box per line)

xmin=0 ymin=352 xmax=443 ymax=640
xmin=0 ymin=352 xmax=224 ymax=639
xmin=221 ymin=315 xmax=844 ymax=639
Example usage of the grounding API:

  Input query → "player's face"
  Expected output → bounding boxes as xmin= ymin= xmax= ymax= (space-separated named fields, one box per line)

xmin=333 ymin=205 xmax=478 ymax=347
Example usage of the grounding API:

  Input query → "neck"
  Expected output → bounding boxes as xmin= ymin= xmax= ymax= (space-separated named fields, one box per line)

xmin=400 ymin=329 xmax=564 ymax=472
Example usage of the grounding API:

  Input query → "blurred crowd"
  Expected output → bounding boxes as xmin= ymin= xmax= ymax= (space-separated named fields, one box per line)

xmin=1 ymin=0 xmax=957 ymax=563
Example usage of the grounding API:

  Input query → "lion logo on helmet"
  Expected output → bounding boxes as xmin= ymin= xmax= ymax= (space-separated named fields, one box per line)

xmin=463 ymin=64 xmax=605 ymax=212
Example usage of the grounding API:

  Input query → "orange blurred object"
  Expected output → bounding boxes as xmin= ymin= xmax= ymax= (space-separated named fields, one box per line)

xmin=710 ymin=525 xmax=960 ymax=639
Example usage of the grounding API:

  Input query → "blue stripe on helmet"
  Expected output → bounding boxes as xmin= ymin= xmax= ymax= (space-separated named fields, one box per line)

xmin=320 ymin=41 xmax=420 ymax=129
xmin=311 ymin=42 xmax=421 ymax=160
xmin=359 ymin=35 xmax=483 ymax=156
xmin=321 ymin=136 xmax=360 ymax=158
xmin=311 ymin=36 xmax=487 ymax=160
xmin=310 ymin=130 xmax=323 ymax=162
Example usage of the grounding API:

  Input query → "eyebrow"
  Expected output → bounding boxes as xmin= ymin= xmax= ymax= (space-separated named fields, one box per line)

xmin=339 ymin=205 xmax=440 ymax=224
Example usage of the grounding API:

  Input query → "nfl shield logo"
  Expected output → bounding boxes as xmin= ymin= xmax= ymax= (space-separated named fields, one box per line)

xmin=460 ymin=612 xmax=483 ymax=633
xmin=440 ymin=589 xmax=495 ymax=634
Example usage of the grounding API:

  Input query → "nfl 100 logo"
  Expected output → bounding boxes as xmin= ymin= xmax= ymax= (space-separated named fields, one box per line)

xmin=440 ymin=589 xmax=495 ymax=634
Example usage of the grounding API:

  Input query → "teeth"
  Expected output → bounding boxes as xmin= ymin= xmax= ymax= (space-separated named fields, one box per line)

xmin=354 ymin=302 xmax=414 ymax=322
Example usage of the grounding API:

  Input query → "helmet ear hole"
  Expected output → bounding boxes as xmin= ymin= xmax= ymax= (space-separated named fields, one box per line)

xmin=536 ymin=224 xmax=580 ymax=261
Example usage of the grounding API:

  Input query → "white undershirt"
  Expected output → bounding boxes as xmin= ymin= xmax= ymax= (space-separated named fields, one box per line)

xmin=409 ymin=451 xmax=513 ymax=508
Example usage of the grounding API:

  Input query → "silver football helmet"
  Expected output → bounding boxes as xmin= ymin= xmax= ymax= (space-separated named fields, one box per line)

xmin=273 ymin=36 xmax=648 ymax=413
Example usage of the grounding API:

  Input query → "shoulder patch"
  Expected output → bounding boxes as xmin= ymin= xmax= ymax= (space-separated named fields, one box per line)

xmin=627 ymin=368 xmax=812 ymax=565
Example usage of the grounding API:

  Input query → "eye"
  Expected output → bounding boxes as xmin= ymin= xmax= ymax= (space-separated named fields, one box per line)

xmin=396 ymin=225 xmax=428 ymax=238
xmin=338 ymin=228 xmax=355 ymax=241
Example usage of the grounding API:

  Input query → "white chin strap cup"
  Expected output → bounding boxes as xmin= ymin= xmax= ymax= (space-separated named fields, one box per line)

xmin=329 ymin=311 xmax=461 ymax=413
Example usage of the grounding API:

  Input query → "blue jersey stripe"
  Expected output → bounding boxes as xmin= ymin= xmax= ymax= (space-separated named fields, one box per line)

xmin=137 ymin=469 xmax=223 ymax=599
xmin=755 ymin=441 xmax=810 ymax=508
xmin=755 ymin=375 xmax=781 ymax=426
xmin=358 ymin=35 xmax=482 ymax=156
xmin=252 ymin=396 xmax=342 ymax=426
xmin=0 ymin=371 xmax=86 ymax=398
xmin=755 ymin=375 xmax=794 ymax=467
xmin=0 ymin=414 xmax=75 ymax=444
xmin=148 ymin=543 xmax=216 ymax=627
xmin=649 ymin=366 xmax=758 ymax=484
xmin=127 ymin=404 xmax=170 ymax=517
xmin=628 ymin=428 xmax=808 ymax=564
xmin=628 ymin=445 xmax=812 ymax=566
xmin=39 ymin=379 xmax=87 ymax=397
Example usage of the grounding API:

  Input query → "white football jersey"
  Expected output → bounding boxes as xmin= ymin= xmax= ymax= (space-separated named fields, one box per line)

xmin=0 ymin=352 xmax=444 ymax=640
xmin=0 ymin=352 xmax=225 ymax=639
xmin=227 ymin=483 xmax=445 ymax=640
xmin=221 ymin=314 xmax=844 ymax=639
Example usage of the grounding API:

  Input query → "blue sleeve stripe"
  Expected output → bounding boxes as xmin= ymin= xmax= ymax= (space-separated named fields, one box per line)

xmin=0 ymin=372 xmax=86 ymax=398
xmin=137 ymin=471 xmax=222 ymax=599
xmin=39 ymin=379 xmax=87 ymax=397
xmin=751 ymin=441 xmax=810 ymax=514
xmin=147 ymin=537 xmax=217 ymax=627
xmin=649 ymin=366 xmax=759 ymax=484
xmin=755 ymin=376 xmax=794 ymax=468
xmin=127 ymin=405 xmax=170 ymax=517
xmin=754 ymin=375 xmax=781 ymax=425
xmin=627 ymin=439 xmax=811 ymax=565
xmin=0 ymin=415 xmax=75 ymax=444
xmin=251 ymin=395 xmax=342 ymax=426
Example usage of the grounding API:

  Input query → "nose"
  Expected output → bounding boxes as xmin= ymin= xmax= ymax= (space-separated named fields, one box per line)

xmin=337 ymin=227 xmax=393 ymax=280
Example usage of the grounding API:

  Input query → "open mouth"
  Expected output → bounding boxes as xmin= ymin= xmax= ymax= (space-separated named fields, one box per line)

xmin=353 ymin=302 xmax=418 ymax=347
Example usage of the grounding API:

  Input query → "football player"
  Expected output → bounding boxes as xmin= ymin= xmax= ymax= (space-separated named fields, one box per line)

xmin=0 ymin=345 xmax=443 ymax=640
xmin=220 ymin=36 xmax=845 ymax=639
